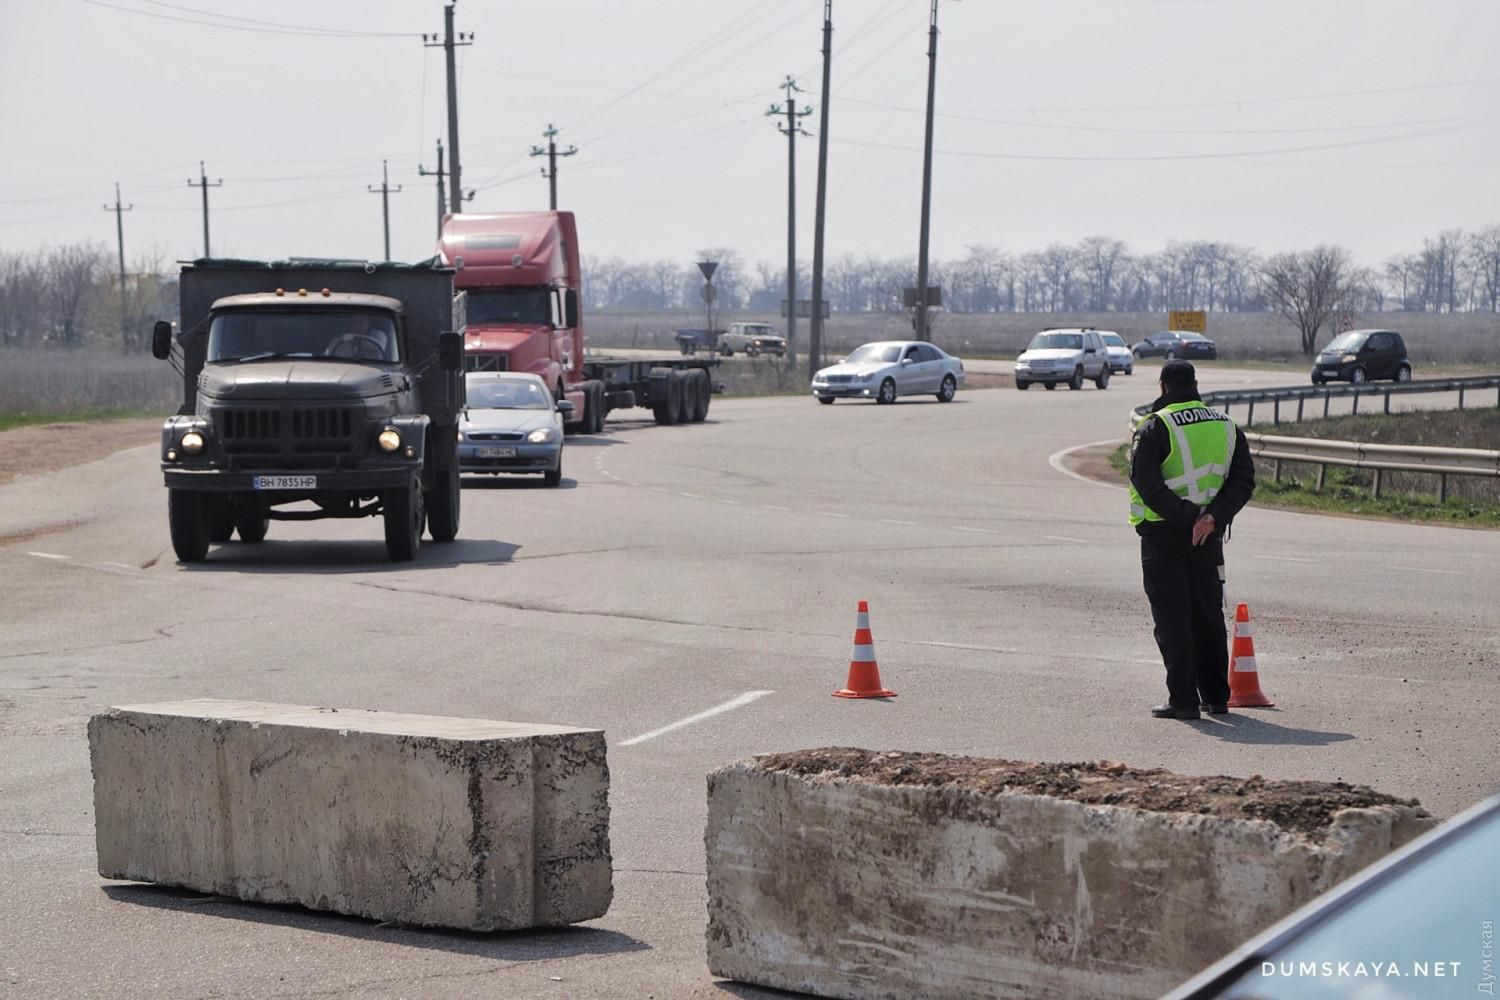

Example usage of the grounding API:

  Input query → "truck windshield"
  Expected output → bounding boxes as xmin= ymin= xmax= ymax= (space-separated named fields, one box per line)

xmin=466 ymin=287 xmax=552 ymax=326
xmin=207 ymin=310 xmax=400 ymax=363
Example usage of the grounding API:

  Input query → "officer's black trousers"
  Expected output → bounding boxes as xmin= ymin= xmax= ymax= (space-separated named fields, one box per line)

xmin=1140 ymin=531 xmax=1230 ymax=710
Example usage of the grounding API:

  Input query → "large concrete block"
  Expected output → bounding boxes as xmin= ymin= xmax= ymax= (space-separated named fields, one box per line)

xmin=89 ymin=699 xmax=611 ymax=931
xmin=706 ymin=749 xmax=1435 ymax=1000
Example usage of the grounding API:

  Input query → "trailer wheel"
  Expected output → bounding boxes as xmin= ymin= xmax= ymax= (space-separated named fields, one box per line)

xmin=583 ymin=380 xmax=606 ymax=433
xmin=383 ymin=483 xmax=423 ymax=561
xmin=426 ymin=446 xmax=460 ymax=543
xmin=689 ymin=369 xmax=710 ymax=422
xmin=652 ymin=368 xmax=681 ymax=425
xmin=168 ymin=490 xmax=211 ymax=563
xmin=672 ymin=369 xmax=695 ymax=424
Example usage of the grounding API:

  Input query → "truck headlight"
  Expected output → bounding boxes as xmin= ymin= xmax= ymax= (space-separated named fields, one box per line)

xmin=377 ymin=428 xmax=402 ymax=452
xmin=179 ymin=430 xmax=205 ymax=455
xmin=527 ymin=428 xmax=557 ymax=444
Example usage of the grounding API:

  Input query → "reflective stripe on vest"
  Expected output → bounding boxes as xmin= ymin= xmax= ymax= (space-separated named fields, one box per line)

xmin=1128 ymin=402 xmax=1235 ymax=524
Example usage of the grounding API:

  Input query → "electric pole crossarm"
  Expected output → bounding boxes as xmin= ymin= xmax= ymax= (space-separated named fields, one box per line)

xmin=529 ymin=123 xmax=579 ymax=211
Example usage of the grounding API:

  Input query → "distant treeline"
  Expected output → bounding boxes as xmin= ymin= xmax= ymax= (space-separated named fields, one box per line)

xmin=0 ymin=242 xmax=175 ymax=351
xmin=584 ymin=227 xmax=1500 ymax=318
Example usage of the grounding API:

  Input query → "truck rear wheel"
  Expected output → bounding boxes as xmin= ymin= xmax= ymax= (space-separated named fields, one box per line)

xmin=426 ymin=448 xmax=460 ymax=543
xmin=651 ymin=368 xmax=680 ymax=425
xmin=234 ymin=509 xmax=269 ymax=543
xmin=383 ymin=484 xmax=423 ymax=561
xmin=581 ymin=380 xmax=605 ymax=433
xmin=168 ymin=490 xmax=211 ymax=563
xmin=208 ymin=498 xmax=234 ymax=543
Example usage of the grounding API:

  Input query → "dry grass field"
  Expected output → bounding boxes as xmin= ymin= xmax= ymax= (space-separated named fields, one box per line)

xmin=0 ymin=348 xmax=179 ymax=427
xmin=585 ymin=310 xmax=1500 ymax=366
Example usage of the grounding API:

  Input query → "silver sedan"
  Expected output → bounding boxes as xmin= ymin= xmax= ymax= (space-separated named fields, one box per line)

xmin=811 ymin=340 xmax=966 ymax=404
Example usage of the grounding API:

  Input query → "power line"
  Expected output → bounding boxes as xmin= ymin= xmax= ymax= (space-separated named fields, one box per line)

xmin=133 ymin=0 xmax=415 ymax=36
xmin=79 ymin=0 xmax=417 ymax=37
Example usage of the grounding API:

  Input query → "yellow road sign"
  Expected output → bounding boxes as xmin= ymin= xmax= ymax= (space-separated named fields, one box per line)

xmin=1169 ymin=310 xmax=1207 ymax=334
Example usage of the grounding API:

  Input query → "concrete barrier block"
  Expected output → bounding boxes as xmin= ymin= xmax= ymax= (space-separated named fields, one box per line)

xmin=89 ymin=699 xmax=611 ymax=931
xmin=705 ymin=749 xmax=1435 ymax=1000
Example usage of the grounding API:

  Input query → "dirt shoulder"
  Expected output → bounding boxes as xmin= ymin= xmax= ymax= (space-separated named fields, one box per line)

xmin=0 ymin=417 xmax=161 ymax=486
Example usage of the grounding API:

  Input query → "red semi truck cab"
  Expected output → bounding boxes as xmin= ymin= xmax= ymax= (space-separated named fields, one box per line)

xmin=437 ymin=211 xmax=584 ymax=405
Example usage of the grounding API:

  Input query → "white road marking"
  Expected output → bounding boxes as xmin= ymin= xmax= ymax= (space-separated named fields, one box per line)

xmin=817 ymin=511 xmax=851 ymax=518
xmin=1253 ymin=554 xmax=1317 ymax=564
xmin=763 ymin=505 xmax=790 ymax=512
xmin=678 ymin=492 xmax=701 ymax=499
xmin=650 ymin=487 xmax=669 ymax=494
xmin=716 ymin=498 xmax=742 ymax=505
xmin=26 ymin=552 xmax=69 ymax=561
xmin=618 ymin=690 xmax=774 ymax=747
xmin=954 ymin=526 xmax=996 ymax=534
xmin=1044 ymin=535 xmax=1088 ymax=544
xmin=1394 ymin=566 xmax=1464 ymax=576
xmin=880 ymin=518 xmax=917 ymax=526
xmin=97 ymin=562 xmax=140 ymax=572
xmin=1048 ymin=438 xmax=1130 ymax=490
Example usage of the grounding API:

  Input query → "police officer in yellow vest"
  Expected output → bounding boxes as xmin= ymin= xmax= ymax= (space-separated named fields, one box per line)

xmin=1129 ymin=360 xmax=1255 ymax=720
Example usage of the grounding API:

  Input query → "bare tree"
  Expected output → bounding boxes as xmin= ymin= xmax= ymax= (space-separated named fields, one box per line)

xmin=1259 ymin=246 xmax=1356 ymax=355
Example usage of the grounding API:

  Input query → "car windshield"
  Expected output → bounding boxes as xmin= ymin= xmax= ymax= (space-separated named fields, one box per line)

xmin=466 ymin=287 xmax=552 ymax=326
xmin=845 ymin=344 xmax=902 ymax=364
xmin=207 ymin=309 xmax=399 ymax=363
xmin=1029 ymin=333 xmax=1083 ymax=350
xmin=742 ymin=325 xmax=773 ymax=336
xmin=1324 ymin=332 xmax=1366 ymax=352
xmin=1212 ymin=804 xmax=1500 ymax=998
xmin=1100 ymin=334 xmax=1125 ymax=347
xmin=465 ymin=377 xmax=553 ymax=410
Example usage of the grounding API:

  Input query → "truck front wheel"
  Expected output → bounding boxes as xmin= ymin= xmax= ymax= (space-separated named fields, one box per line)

xmin=168 ymin=490 xmax=211 ymax=562
xmin=383 ymin=484 xmax=423 ymax=561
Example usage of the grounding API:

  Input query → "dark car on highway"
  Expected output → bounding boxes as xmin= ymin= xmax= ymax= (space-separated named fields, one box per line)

xmin=1311 ymin=329 xmax=1411 ymax=385
xmin=1131 ymin=330 xmax=1218 ymax=361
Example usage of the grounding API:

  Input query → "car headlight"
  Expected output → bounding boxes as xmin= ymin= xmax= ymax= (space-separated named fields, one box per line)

xmin=527 ymin=427 xmax=557 ymax=444
xmin=1341 ymin=353 xmax=1358 ymax=363
xmin=179 ymin=430 xmax=205 ymax=455
xmin=377 ymin=428 xmax=402 ymax=452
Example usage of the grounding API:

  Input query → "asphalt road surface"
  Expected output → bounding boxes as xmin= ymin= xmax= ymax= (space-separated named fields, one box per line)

xmin=4 ymin=364 xmax=1496 ymax=998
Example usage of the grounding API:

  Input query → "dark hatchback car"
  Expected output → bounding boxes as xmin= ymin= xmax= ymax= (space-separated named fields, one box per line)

xmin=1165 ymin=791 xmax=1499 ymax=999
xmin=1311 ymin=329 xmax=1411 ymax=385
xmin=1131 ymin=330 xmax=1218 ymax=361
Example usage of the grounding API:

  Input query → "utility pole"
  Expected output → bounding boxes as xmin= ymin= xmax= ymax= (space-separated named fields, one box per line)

xmin=187 ymin=161 xmax=222 ymax=258
xmin=808 ymin=0 xmax=834 ymax=379
xmin=423 ymin=4 xmax=473 ymax=215
xmin=768 ymin=76 xmax=812 ymax=369
xmin=529 ymin=124 xmax=578 ymax=211
xmin=418 ymin=138 xmax=448 ymax=236
xmin=914 ymin=0 xmax=941 ymax=342
xmin=367 ymin=160 xmax=404 ymax=261
xmin=103 ymin=182 xmax=133 ymax=349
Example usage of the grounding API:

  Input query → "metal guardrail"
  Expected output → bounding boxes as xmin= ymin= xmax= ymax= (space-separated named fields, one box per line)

xmin=1127 ymin=374 xmax=1500 ymax=502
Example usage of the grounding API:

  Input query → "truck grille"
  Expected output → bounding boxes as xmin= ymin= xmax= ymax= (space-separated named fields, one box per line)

xmin=465 ymin=354 xmax=508 ymax=372
xmin=215 ymin=405 xmax=362 ymax=464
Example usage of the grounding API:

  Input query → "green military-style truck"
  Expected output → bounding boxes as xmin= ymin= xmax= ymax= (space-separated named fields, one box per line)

xmin=151 ymin=258 xmax=465 ymax=562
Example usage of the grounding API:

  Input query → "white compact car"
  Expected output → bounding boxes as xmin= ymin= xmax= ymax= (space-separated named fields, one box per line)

xmin=1099 ymin=331 xmax=1133 ymax=375
xmin=811 ymin=341 xmax=965 ymax=404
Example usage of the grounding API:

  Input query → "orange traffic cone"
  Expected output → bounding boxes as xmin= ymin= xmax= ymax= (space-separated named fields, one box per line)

xmin=834 ymin=601 xmax=896 ymax=699
xmin=1227 ymin=602 xmax=1274 ymax=708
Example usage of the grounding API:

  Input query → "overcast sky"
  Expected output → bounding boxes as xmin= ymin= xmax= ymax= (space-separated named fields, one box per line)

xmin=3 ymin=0 xmax=1498 ymax=272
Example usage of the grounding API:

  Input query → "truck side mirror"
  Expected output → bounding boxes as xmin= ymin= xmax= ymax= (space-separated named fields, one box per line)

xmin=438 ymin=331 xmax=463 ymax=371
xmin=150 ymin=320 xmax=173 ymax=360
xmin=564 ymin=288 xmax=579 ymax=329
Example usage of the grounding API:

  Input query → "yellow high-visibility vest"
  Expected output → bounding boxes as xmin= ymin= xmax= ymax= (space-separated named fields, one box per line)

xmin=1128 ymin=401 xmax=1236 ymax=524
